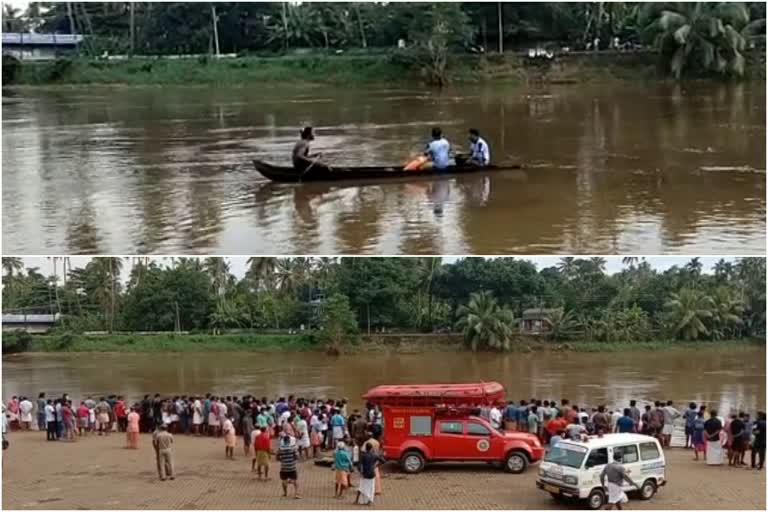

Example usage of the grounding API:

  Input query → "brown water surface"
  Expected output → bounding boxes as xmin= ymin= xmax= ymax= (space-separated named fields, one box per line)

xmin=2 ymin=82 xmax=765 ymax=254
xmin=3 ymin=346 xmax=764 ymax=413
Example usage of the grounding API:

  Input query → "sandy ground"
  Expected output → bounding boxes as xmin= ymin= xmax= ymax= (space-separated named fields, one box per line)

xmin=2 ymin=431 xmax=765 ymax=510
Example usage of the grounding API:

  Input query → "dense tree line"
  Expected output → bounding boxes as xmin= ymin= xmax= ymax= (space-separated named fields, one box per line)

xmin=2 ymin=257 xmax=764 ymax=350
xmin=2 ymin=2 xmax=765 ymax=79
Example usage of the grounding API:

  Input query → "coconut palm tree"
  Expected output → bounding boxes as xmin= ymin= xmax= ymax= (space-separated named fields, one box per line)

xmin=544 ymin=308 xmax=581 ymax=341
xmin=710 ymin=286 xmax=743 ymax=339
xmin=203 ymin=257 xmax=230 ymax=298
xmin=245 ymin=257 xmax=277 ymax=291
xmin=665 ymin=288 xmax=715 ymax=340
xmin=557 ymin=257 xmax=577 ymax=280
xmin=2 ymin=257 xmax=24 ymax=278
xmin=622 ymin=256 xmax=640 ymax=269
xmin=641 ymin=2 xmax=761 ymax=78
xmin=455 ymin=291 xmax=517 ymax=351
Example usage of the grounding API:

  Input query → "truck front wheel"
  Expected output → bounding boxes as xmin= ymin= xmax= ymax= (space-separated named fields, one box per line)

xmin=504 ymin=451 xmax=529 ymax=474
xmin=587 ymin=488 xmax=606 ymax=510
xmin=400 ymin=450 xmax=426 ymax=473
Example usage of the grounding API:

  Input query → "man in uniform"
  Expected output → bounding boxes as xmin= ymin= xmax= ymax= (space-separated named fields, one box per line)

xmin=152 ymin=424 xmax=175 ymax=481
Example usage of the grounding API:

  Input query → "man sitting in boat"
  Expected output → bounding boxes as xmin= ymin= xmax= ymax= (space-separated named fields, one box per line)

xmin=404 ymin=127 xmax=452 ymax=172
xmin=468 ymin=128 xmax=491 ymax=166
xmin=292 ymin=126 xmax=324 ymax=172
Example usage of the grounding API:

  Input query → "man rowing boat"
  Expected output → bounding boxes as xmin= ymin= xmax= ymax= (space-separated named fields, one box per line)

xmin=292 ymin=126 xmax=325 ymax=172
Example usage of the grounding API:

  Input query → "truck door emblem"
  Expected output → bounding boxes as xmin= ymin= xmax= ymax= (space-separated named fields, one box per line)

xmin=477 ymin=439 xmax=490 ymax=452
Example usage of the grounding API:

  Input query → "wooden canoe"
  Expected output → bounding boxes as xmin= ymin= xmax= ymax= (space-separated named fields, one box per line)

xmin=252 ymin=159 xmax=520 ymax=183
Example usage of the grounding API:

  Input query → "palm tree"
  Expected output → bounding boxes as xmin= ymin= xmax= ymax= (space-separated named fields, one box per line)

xmin=589 ymin=257 xmax=607 ymax=273
xmin=557 ymin=257 xmax=577 ymax=280
xmin=665 ymin=288 xmax=715 ymax=340
xmin=203 ymin=257 xmax=230 ymax=298
xmin=245 ymin=257 xmax=277 ymax=291
xmin=416 ymin=257 xmax=442 ymax=329
xmin=710 ymin=286 xmax=743 ymax=339
xmin=713 ymin=258 xmax=735 ymax=283
xmin=2 ymin=257 xmax=24 ymax=278
xmin=455 ymin=291 xmax=517 ymax=351
xmin=641 ymin=2 xmax=761 ymax=79
xmin=622 ymin=256 xmax=640 ymax=269
xmin=544 ymin=308 xmax=581 ymax=341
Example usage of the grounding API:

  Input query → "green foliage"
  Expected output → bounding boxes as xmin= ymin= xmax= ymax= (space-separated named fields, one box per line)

xmin=2 ymin=330 xmax=33 ymax=353
xmin=455 ymin=291 xmax=517 ymax=351
xmin=544 ymin=308 xmax=581 ymax=341
xmin=318 ymin=293 xmax=359 ymax=353
xmin=641 ymin=2 xmax=763 ymax=78
xmin=3 ymin=257 xmax=765 ymax=353
xmin=8 ymin=2 xmax=762 ymax=85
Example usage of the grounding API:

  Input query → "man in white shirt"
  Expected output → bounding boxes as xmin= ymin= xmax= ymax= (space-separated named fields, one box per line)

xmin=489 ymin=405 xmax=502 ymax=430
xmin=19 ymin=397 xmax=33 ymax=430
xmin=44 ymin=400 xmax=56 ymax=441
xmin=468 ymin=128 xmax=491 ymax=166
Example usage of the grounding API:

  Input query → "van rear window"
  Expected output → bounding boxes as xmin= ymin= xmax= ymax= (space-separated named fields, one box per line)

xmin=640 ymin=442 xmax=661 ymax=461
xmin=410 ymin=416 xmax=432 ymax=436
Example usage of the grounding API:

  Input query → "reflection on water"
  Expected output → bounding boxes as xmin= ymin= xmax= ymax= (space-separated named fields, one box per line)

xmin=2 ymin=347 xmax=765 ymax=414
xmin=2 ymin=82 xmax=765 ymax=254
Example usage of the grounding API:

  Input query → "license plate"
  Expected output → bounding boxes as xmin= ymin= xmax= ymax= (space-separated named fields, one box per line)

xmin=544 ymin=484 xmax=559 ymax=494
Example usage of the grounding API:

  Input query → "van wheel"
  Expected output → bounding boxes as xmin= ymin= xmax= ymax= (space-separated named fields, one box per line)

xmin=639 ymin=479 xmax=657 ymax=500
xmin=504 ymin=451 xmax=528 ymax=474
xmin=400 ymin=451 xmax=425 ymax=473
xmin=587 ymin=488 xmax=606 ymax=510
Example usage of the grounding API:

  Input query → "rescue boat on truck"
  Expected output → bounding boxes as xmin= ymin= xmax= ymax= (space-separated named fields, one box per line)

xmin=362 ymin=382 xmax=544 ymax=474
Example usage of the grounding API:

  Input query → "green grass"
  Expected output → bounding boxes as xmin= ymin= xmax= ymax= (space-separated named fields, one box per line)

xmin=11 ymin=331 xmax=763 ymax=354
xmin=25 ymin=332 xmax=320 ymax=353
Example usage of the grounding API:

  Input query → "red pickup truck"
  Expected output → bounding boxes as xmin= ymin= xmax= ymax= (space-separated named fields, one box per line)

xmin=363 ymin=383 xmax=544 ymax=474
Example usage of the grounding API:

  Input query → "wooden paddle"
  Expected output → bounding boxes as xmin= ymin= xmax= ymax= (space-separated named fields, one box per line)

xmin=300 ymin=154 xmax=333 ymax=179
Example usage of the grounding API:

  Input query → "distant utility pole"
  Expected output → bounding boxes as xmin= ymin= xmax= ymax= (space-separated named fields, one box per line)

xmin=211 ymin=5 xmax=220 ymax=58
xmin=129 ymin=2 xmax=135 ymax=55
xmin=497 ymin=2 xmax=503 ymax=53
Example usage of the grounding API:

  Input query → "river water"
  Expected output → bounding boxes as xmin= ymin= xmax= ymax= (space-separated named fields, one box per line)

xmin=2 ymin=82 xmax=765 ymax=254
xmin=3 ymin=346 xmax=764 ymax=414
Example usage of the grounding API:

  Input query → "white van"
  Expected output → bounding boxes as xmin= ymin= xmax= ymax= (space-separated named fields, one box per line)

xmin=536 ymin=433 xmax=666 ymax=510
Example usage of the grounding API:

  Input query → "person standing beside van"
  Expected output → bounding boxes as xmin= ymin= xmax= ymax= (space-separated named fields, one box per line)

xmin=600 ymin=452 xmax=639 ymax=510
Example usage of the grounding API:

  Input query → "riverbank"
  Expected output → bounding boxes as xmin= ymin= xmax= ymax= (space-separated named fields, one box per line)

xmin=3 ymin=331 xmax=763 ymax=355
xmin=5 ymin=49 xmax=765 ymax=87
xmin=2 ymin=431 xmax=764 ymax=510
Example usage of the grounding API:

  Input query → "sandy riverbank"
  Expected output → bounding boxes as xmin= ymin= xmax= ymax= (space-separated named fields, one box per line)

xmin=2 ymin=431 xmax=764 ymax=510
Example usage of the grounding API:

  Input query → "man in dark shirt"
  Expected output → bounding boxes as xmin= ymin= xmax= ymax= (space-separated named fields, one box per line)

xmin=152 ymin=394 xmax=163 ymax=431
xmin=729 ymin=413 xmax=746 ymax=466
xmin=704 ymin=410 xmax=723 ymax=442
xmin=292 ymin=126 xmax=324 ymax=172
xmin=140 ymin=395 xmax=151 ymax=433
xmin=628 ymin=400 xmax=641 ymax=426
xmin=355 ymin=442 xmax=386 ymax=506
xmin=683 ymin=402 xmax=698 ymax=448
xmin=751 ymin=411 xmax=766 ymax=470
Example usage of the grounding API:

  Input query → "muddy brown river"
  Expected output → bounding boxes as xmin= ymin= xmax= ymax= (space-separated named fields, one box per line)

xmin=2 ymin=82 xmax=765 ymax=254
xmin=3 ymin=346 xmax=765 ymax=414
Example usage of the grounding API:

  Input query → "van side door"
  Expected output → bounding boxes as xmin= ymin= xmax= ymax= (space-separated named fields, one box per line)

xmin=638 ymin=440 xmax=665 ymax=483
xmin=433 ymin=419 xmax=465 ymax=459
xmin=612 ymin=443 xmax=642 ymax=492
xmin=582 ymin=447 xmax=609 ymax=488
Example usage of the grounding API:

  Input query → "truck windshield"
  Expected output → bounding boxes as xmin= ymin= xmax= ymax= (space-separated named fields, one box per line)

xmin=544 ymin=444 xmax=587 ymax=469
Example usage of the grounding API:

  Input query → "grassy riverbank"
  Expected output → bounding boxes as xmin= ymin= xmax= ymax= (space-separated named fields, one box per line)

xmin=3 ymin=331 xmax=763 ymax=355
xmin=11 ymin=50 xmax=764 ymax=87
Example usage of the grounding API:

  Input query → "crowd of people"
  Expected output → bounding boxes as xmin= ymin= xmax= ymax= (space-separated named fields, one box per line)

xmin=2 ymin=392 xmax=765 ymax=507
xmin=485 ymin=398 xmax=766 ymax=470
xmin=2 ymin=393 xmax=388 ymax=505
